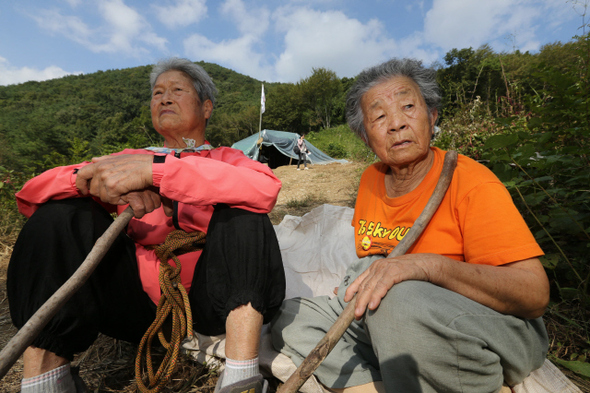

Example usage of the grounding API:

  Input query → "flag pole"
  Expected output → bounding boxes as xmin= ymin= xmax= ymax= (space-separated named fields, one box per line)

xmin=259 ymin=83 xmax=265 ymax=139
xmin=257 ymin=84 xmax=265 ymax=161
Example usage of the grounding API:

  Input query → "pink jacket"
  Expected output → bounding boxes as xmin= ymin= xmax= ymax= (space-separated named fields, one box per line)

xmin=15 ymin=147 xmax=282 ymax=304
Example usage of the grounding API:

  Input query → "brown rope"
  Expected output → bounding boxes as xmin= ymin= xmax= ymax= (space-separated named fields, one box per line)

xmin=135 ymin=229 xmax=206 ymax=393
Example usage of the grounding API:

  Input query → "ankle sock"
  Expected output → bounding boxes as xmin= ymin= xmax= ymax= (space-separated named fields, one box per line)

xmin=221 ymin=357 xmax=260 ymax=388
xmin=21 ymin=364 xmax=77 ymax=393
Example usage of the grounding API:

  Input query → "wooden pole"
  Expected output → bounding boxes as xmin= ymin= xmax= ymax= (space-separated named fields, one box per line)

xmin=0 ymin=206 xmax=135 ymax=380
xmin=277 ymin=151 xmax=458 ymax=393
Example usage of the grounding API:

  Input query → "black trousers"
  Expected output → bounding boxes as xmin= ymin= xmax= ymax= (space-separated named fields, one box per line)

xmin=8 ymin=198 xmax=285 ymax=360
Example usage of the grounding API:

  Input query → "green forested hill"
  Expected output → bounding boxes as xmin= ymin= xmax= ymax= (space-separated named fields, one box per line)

xmin=1 ymin=37 xmax=588 ymax=178
xmin=0 ymin=66 xmax=150 ymax=171
xmin=0 ymin=62 xmax=270 ymax=172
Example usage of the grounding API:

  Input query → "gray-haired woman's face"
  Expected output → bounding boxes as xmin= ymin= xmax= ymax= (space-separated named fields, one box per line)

xmin=150 ymin=70 xmax=212 ymax=140
xmin=361 ymin=76 xmax=437 ymax=169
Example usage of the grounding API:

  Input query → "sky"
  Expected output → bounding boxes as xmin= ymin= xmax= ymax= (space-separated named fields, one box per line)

xmin=0 ymin=0 xmax=585 ymax=86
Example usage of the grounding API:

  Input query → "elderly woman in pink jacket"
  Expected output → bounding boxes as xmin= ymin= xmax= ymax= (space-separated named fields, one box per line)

xmin=9 ymin=58 xmax=284 ymax=393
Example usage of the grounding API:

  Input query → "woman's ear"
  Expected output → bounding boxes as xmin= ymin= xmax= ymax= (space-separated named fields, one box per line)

xmin=431 ymin=108 xmax=439 ymax=127
xmin=202 ymin=99 xmax=213 ymax=120
xmin=361 ymin=133 xmax=371 ymax=148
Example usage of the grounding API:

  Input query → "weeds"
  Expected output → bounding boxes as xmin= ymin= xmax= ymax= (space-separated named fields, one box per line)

xmin=286 ymin=194 xmax=322 ymax=209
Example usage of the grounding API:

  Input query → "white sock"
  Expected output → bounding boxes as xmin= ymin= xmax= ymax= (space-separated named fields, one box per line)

xmin=221 ymin=357 xmax=260 ymax=388
xmin=21 ymin=364 xmax=77 ymax=393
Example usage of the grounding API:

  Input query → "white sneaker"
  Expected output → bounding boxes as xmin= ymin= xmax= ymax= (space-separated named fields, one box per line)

xmin=214 ymin=372 xmax=268 ymax=393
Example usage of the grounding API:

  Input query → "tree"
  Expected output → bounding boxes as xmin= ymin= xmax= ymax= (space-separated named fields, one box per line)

xmin=207 ymin=105 xmax=260 ymax=146
xmin=262 ymin=83 xmax=305 ymax=133
xmin=298 ymin=68 xmax=342 ymax=130
xmin=437 ymin=46 xmax=507 ymax=117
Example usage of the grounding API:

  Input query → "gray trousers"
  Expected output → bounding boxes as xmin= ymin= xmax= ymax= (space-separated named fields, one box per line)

xmin=271 ymin=256 xmax=548 ymax=393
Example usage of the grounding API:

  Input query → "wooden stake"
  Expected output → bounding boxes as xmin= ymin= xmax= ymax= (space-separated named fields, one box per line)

xmin=0 ymin=206 xmax=135 ymax=380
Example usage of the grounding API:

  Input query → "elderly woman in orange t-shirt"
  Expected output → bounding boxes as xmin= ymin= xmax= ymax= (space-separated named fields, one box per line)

xmin=271 ymin=58 xmax=550 ymax=393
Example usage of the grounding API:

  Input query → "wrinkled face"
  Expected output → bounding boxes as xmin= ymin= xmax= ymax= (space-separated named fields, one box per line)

xmin=361 ymin=76 xmax=437 ymax=168
xmin=150 ymin=70 xmax=212 ymax=140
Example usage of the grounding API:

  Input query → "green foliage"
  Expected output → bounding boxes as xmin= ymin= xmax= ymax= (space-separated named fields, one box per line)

xmin=306 ymin=124 xmax=374 ymax=162
xmin=298 ymin=68 xmax=343 ymax=130
xmin=207 ymin=105 xmax=260 ymax=147
xmin=286 ymin=194 xmax=319 ymax=209
xmin=551 ymin=357 xmax=590 ymax=378
xmin=0 ymin=61 xmax=350 ymax=177
xmin=0 ymin=62 xmax=282 ymax=172
xmin=482 ymin=33 xmax=590 ymax=306
xmin=437 ymin=45 xmax=504 ymax=116
xmin=0 ymin=66 xmax=155 ymax=172
xmin=261 ymin=69 xmax=345 ymax=135
xmin=261 ymin=83 xmax=305 ymax=133
xmin=324 ymin=142 xmax=347 ymax=159
xmin=434 ymin=32 xmax=590 ymax=375
xmin=433 ymin=97 xmax=501 ymax=159
xmin=0 ymin=165 xmax=27 ymax=236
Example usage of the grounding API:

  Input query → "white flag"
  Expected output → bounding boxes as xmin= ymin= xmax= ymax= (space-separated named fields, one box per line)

xmin=260 ymin=84 xmax=266 ymax=114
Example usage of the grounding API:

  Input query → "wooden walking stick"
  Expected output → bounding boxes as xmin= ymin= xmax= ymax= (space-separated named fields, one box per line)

xmin=278 ymin=150 xmax=458 ymax=393
xmin=0 ymin=206 xmax=135 ymax=380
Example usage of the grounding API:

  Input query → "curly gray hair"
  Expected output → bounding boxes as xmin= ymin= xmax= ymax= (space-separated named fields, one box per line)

xmin=150 ymin=57 xmax=218 ymax=108
xmin=346 ymin=58 xmax=441 ymax=143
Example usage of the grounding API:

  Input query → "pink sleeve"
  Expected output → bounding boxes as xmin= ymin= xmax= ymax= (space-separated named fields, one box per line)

xmin=15 ymin=149 xmax=154 ymax=217
xmin=15 ymin=163 xmax=89 ymax=217
xmin=152 ymin=158 xmax=165 ymax=187
xmin=158 ymin=148 xmax=282 ymax=213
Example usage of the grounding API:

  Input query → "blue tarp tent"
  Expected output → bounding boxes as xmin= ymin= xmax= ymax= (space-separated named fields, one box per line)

xmin=231 ymin=129 xmax=347 ymax=169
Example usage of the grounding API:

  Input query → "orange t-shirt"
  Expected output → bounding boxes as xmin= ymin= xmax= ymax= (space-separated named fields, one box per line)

xmin=353 ymin=147 xmax=543 ymax=266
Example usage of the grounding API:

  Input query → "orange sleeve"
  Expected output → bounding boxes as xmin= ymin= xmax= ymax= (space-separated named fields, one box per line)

xmin=458 ymin=182 xmax=544 ymax=266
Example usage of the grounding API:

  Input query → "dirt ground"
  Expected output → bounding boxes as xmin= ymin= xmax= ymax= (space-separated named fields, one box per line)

xmin=0 ymin=161 xmax=365 ymax=393
xmin=269 ymin=161 xmax=366 ymax=223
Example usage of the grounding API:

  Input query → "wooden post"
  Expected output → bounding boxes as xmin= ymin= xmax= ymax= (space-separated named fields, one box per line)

xmin=0 ymin=206 xmax=135 ymax=380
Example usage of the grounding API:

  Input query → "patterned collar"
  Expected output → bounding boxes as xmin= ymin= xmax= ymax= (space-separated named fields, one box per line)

xmin=144 ymin=141 xmax=214 ymax=154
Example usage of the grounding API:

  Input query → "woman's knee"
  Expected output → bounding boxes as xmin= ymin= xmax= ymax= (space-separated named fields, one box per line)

xmin=24 ymin=198 xmax=113 ymax=238
xmin=365 ymin=281 xmax=546 ymax=391
xmin=366 ymin=281 xmax=437 ymax=329
xmin=194 ymin=205 xmax=284 ymax=327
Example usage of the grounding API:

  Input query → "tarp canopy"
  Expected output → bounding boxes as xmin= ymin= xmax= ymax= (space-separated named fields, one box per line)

xmin=231 ymin=129 xmax=347 ymax=169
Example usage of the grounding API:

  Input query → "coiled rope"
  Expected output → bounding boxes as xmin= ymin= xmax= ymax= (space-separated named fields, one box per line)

xmin=135 ymin=229 xmax=206 ymax=393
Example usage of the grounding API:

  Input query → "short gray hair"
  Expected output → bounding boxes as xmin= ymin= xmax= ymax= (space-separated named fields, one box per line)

xmin=150 ymin=57 xmax=218 ymax=108
xmin=346 ymin=58 xmax=441 ymax=143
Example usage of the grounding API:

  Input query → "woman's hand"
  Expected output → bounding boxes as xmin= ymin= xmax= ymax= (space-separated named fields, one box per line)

xmin=122 ymin=190 xmax=162 ymax=218
xmin=344 ymin=254 xmax=440 ymax=320
xmin=343 ymin=254 xmax=549 ymax=320
xmin=76 ymin=154 xmax=161 ymax=218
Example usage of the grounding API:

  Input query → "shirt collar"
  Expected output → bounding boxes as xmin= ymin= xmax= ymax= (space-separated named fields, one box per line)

xmin=144 ymin=141 xmax=213 ymax=154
